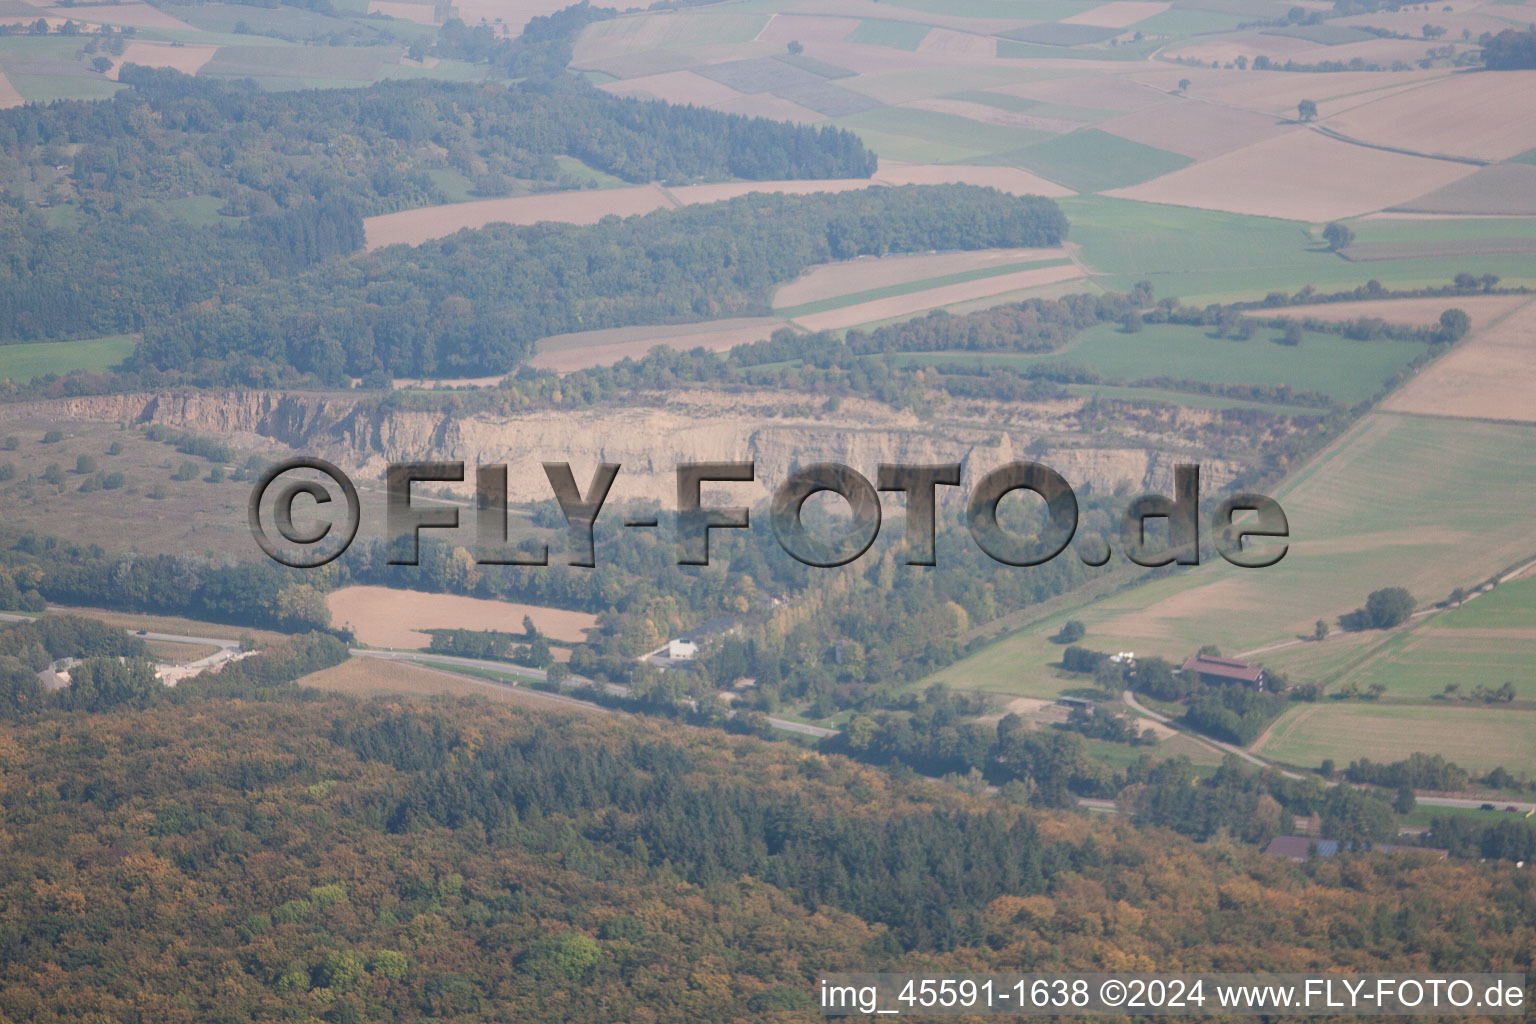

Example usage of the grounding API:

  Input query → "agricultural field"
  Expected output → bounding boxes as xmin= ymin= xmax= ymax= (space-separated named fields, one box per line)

xmin=327 ymin=586 xmax=598 ymax=650
xmin=1383 ymin=296 xmax=1536 ymax=422
xmin=1254 ymin=702 xmax=1536 ymax=773
xmin=1261 ymin=294 xmax=1530 ymax=328
xmin=933 ymin=408 xmax=1536 ymax=688
xmin=527 ymin=317 xmax=789 ymax=373
xmin=0 ymin=336 xmax=135 ymax=382
xmin=298 ymin=655 xmax=597 ymax=709
xmin=1325 ymin=71 xmax=1536 ymax=163
xmin=784 ymin=257 xmax=1080 ymax=328
xmin=773 ymin=247 xmax=1070 ymax=308
xmin=904 ymin=319 xmax=1429 ymax=405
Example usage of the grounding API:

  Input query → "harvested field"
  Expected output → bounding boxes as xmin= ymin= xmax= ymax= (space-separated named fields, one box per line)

xmin=1098 ymin=98 xmax=1289 ymax=160
xmin=0 ymin=71 xmax=21 ymax=109
xmin=1324 ymin=71 xmax=1536 ymax=162
xmin=1335 ymin=8 xmax=1516 ymax=38
xmin=872 ymin=159 xmax=1076 ymax=196
xmin=571 ymin=48 xmax=698 ymax=79
xmin=601 ymin=68 xmax=744 ymax=106
xmin=906 ymin=97 xmax=1083 ymax=133
xmin=914 ymin=27 xmax=997 ymax=60
xmin=328 ymin=586 xmax=598 ymax=650
xmin=1132 ymin=67 xmax=1448 ymax=118
xmin=663 ymin=177 xmax=877 ymax=205
xmin=363 ymin=169 xmax=1077 ymax=251
xmin=774 ymin=247 xmax=1068 ymax=307
xmin=1061 ymin=0 xmax=1170 ymax=26
xmin=367 ymin=0 xmax=437 ymax=25
xmin=992 ymin=73 xmax=1171 ymax=113
xmin=753 ymin=13 xmax=862 ymax=48
xmin=573 ymin=10 xmax=769 ymax=68
xmin=1383 ymin=297 xmax=1536 ymax=423
xmin=791 ymin=263 xmax=1084 ymax=330
xmin=526 ymin=317 xmax=788 ymax=372
xmin=1108 ymin=129 xmax=1479 ymax=221
xmin=108 ymin=42 xmax=218 ymax=78
xmin=1262 ymin=294 xmax=1529 ymax=328
xmin=1393 ymin=164 xmax=1536 ymax=216
xmin=1000 ymin=22 xmax=1120 ymax=45
xmin=363 ymin=184 xmax=672 ymax=249
xmin=43 ymin=2 xmax=192 ymax=29
xmin=300 ymin=657 xmax=606 ymax=711
xmin=774 ymin=80 xmax=882 ymax=116
xmin=771 ymin=0 xmax=1030 ymax=36
xmin=451 ymin=0 xmax=571 ymax=36
xmin=708 ymin=92 xmax=825 ymax=123
xmin=1161 ymin=31 xmax=1317 ymax=65
xmin=693 ymin=55 xmax=828 ymax=94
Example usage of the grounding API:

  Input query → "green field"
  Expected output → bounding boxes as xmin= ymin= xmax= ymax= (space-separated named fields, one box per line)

xmin=997 ymin=38 xmax=1163 ymax=61
xmin=944 ymin=90 xmax=1118 ymax=122
xmin=0 ymin=336 xmax=136 ymax=382
xmin=1062 ymin=196 xmax=1536 ymax=302
xmin=1344 ymin=216 xmax=1536 ymax=244
xmin=931 ymin=412 xmax=1536 ymax=691
xmin=845 ymin=19 xmax=932 ymax=50
xmin=883 ymin=0 xmax=1098 ymax=19
xmin=990 ymin=130 xmax=1193 ymax=193
xmin=554 ymin=156 xmax=629 ymax=189
xmin=774 ymin=257 xmax=1072 ymax=318
xmin=1269 ymin=575 xmax=1536 ymax=701
xmin=7 ymin=74 xmax=125 ymax=103
xmin=835 ymin=106 xmax=1052 ymax=162
xmin=1261 ymin=24 xmax=1374 ymax=44
xmin=898 ymin=321 xmax=1426 ymax=405
xmin=1255 ymin=702 xmax=1536 ymax=773
xmin=1065 ymin=384 xmax=1330 ymax=416
xmin=1437 ymin=575 xmax=1536 ymax=629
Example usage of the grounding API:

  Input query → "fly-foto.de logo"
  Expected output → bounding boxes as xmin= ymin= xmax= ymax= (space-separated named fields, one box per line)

xmin=248 ymin=458 xmax=1288 ymax=571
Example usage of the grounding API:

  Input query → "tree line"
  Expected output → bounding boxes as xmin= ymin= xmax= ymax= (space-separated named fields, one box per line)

xmin=134 ymin=185 xmax=1065 ymax=383
xmin=0 ymin=68 xmax=875 ymax=348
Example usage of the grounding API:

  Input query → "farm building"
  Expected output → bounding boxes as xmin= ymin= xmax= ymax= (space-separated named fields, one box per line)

xmin=1182 ymin=655 xmax=1265 ymax=689
xmin=666 ymin=639 xmax=698 ymax=660
xmin=1057 ymin=696 xmax=1095 ymax=711
xmin=1263 ymin=836 xmax=1448 ymax=861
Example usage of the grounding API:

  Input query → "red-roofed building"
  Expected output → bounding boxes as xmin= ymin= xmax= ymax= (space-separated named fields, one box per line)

xmin=1181 ymin=655 xmax=1266 ymax=690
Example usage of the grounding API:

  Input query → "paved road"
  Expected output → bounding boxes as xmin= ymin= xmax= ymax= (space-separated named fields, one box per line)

xmin=3 ymin=613 xmax=1514 ymax=801
xmin=1121 ymin=689 xmax=1536 ymax=813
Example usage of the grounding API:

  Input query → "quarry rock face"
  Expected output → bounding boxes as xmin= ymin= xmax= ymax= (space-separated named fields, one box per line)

xmin=3 ymin=389 xmax=1240 ymax=503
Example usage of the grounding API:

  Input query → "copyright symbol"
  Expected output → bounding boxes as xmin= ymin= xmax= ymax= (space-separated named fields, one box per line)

xmin=1100 ymin=980 xmax=1126 ymax=1007
xmin=247 ymin=457 xmax=360 ymax=568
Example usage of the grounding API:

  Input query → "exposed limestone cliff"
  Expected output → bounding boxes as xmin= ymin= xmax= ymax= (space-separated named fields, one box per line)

xmin=1 ymin=389 xmax=1241 ymax=503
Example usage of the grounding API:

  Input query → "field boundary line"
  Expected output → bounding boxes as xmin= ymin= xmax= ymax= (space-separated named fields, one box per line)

xmin=1308 ymin=123 xmax=1488 ymax=167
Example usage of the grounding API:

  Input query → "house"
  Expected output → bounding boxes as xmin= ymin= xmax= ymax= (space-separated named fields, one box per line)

xmin=665 ymin=639 xmax=698 ymax=660
xmin=1181 ymin=654 xmax=1266 ymax=689
xmin=1263 ymin=836 xmax=1449 ymax=861
xmin=1057 ymin=696 xmax=1094 ymax=711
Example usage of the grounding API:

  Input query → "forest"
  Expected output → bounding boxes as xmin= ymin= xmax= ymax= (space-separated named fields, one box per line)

xmin=134 ymin=185 xmax=1066 ymax=382
xmin=0 ymin=692 xmax=1531 ymax=1022
xmin=0 ymin=68 xmax=874 ymax=347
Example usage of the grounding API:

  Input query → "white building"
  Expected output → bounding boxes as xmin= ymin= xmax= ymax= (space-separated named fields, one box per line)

xmin=665 ymin=639 xmax=698 ymax=660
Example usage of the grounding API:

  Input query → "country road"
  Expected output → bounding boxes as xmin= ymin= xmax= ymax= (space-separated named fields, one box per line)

xmin=8 ymin=610 xmax=1524 ymax=807
xmin=1120 ymin=688 xmax=1536 ymax=814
